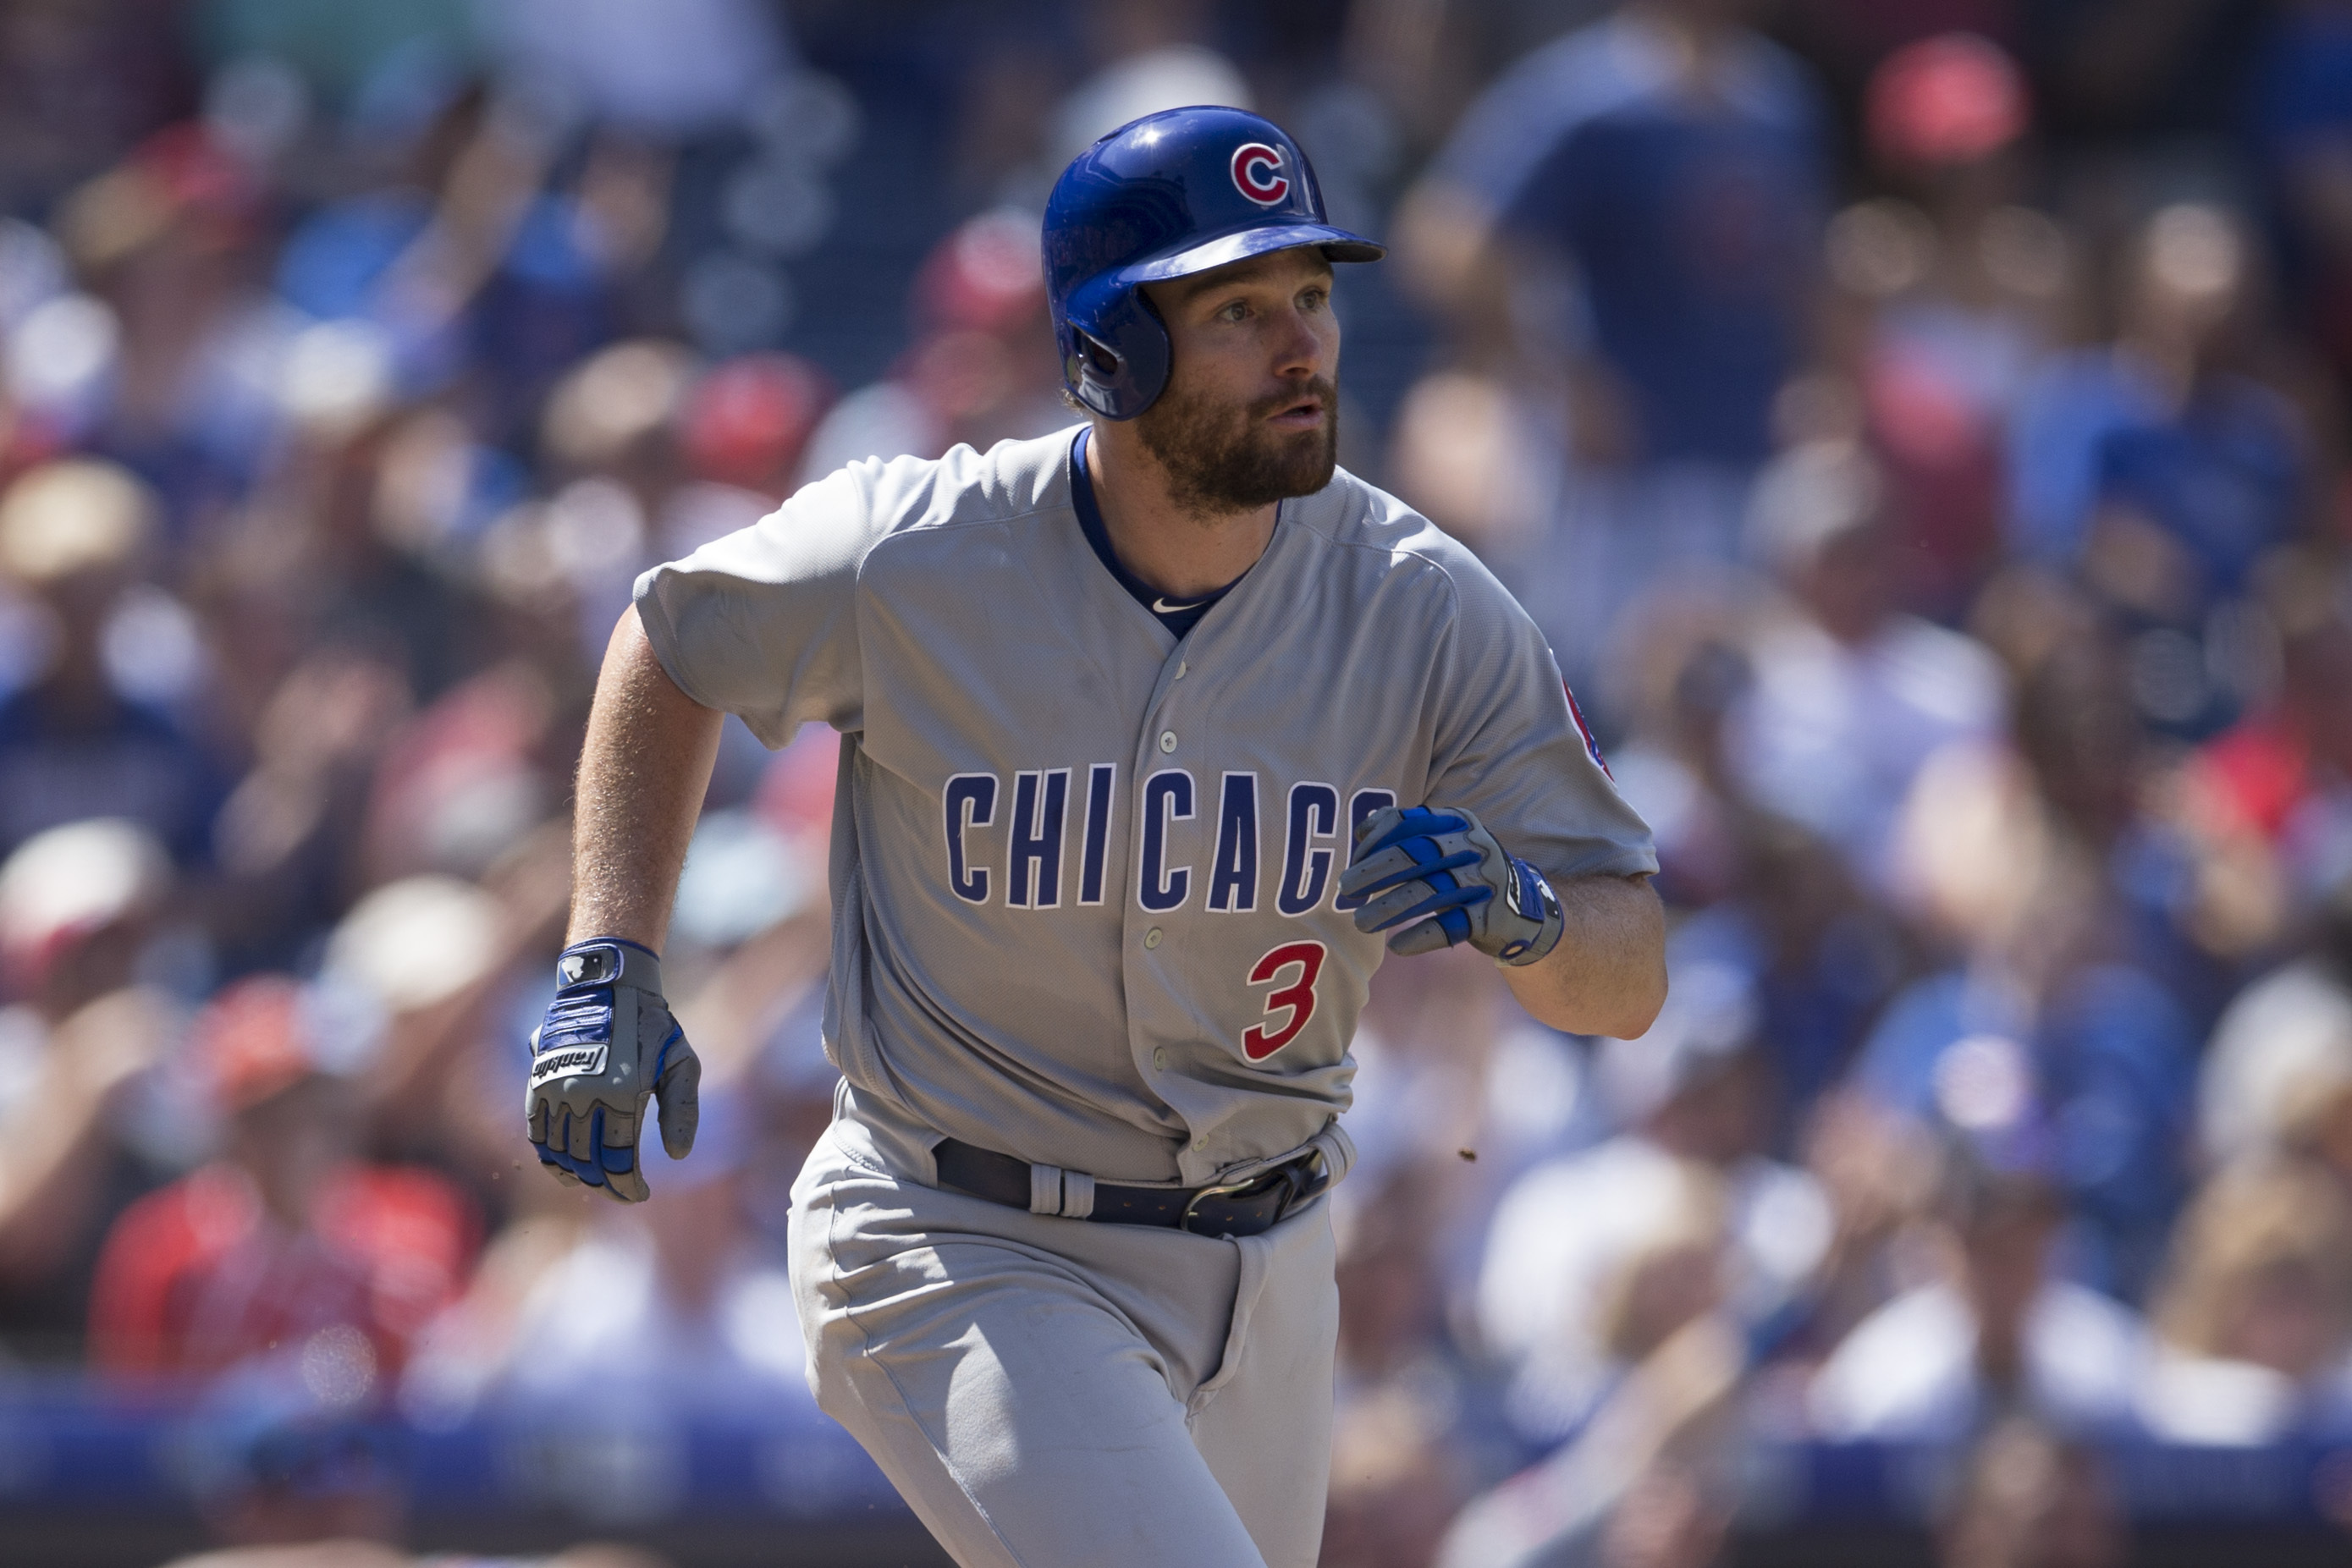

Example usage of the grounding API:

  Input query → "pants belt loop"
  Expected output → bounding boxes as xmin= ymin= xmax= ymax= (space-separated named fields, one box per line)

xmin=1060 ymin=1170 xmax=1095 ymax=1220
xmin=1029 ymin=1164 xmax=1065 ymax=1216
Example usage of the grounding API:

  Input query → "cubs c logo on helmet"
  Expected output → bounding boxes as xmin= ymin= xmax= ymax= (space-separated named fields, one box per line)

xmin=1230 ymin=143 xmax=1290 ymax=206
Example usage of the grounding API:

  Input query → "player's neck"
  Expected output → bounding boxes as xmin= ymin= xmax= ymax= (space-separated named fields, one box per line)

xmin=1085 ymin=423 xmax=1279 ymax=602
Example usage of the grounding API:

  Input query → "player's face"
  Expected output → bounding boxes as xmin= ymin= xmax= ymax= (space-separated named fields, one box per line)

xmin=1137 ymin=248 xmax=1341 ymax=516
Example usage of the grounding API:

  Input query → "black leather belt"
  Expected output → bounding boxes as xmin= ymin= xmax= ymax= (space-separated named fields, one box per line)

xmin=934 ymin=1138 xmax=1328 ymax=1238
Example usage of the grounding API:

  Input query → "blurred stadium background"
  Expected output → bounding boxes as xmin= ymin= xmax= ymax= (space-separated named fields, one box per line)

xmin=2 ymin=1 xmax=2352 ymax=1565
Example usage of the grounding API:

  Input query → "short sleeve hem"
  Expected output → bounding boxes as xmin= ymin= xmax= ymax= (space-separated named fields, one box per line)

xmin=630 ymin=569 xmax=731 ymax=721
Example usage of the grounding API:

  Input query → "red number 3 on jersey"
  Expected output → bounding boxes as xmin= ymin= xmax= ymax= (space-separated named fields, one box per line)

xmin=1242 ymin=941 xmax=1325 ymax=1061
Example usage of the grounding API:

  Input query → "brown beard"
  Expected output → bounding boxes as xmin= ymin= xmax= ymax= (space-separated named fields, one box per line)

xmin=1134 ymin=375 xmax=1340 ymax=517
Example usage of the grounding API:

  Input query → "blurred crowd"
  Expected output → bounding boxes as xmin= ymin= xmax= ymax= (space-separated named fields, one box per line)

xmin=3 ymin=1 xmax=2352 ymax=1565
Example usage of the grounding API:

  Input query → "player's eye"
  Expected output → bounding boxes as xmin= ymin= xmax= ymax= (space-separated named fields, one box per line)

xmin=1217 ymin=300 xmax=1249 ymax=322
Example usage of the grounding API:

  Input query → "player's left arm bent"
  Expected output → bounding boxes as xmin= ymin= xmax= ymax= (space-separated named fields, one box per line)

xmin=1337 ymin=804 xmax=1666 ymax=1038
xmin=1494 ymin=869 xmax=1664 ymax=1037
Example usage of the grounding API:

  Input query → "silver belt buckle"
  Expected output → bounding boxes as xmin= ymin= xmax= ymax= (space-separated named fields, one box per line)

xmin=1179 ymin=1150 xmax=1326 ymax=1235
xmin=1180 ymin=1173 xmax=1265 ymax=1235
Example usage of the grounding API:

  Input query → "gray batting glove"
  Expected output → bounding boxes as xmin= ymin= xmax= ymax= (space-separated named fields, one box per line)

xmin=1336 ymin=805 xmax=1565 ymax=966
xmin=526 ymin=938 xmax=699 ymax=1202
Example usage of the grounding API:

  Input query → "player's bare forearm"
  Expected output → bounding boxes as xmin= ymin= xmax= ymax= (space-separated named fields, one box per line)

xmin=1501 ymin=872 xmax=1666 ymax=1038
xmin=566 ymin=606 xmax=724 ymax=953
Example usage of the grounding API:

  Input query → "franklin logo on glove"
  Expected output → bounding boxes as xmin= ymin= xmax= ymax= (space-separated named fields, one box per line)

xmin=525 ymin=937 xmax=700 ymax=1202
xmin=526 ymin=1043 xmax=609 ymax=1087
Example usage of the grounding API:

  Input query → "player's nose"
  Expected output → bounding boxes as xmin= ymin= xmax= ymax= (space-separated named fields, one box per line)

xmin=1270 ymin=300 xmax=1330 ymax=379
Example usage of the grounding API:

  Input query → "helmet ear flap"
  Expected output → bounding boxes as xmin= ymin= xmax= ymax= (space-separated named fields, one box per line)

xmin=1066 ymin=288 xmax=1171 ymax=420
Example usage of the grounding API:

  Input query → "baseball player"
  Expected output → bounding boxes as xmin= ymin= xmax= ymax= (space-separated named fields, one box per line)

xmin=526 ymin=107 xmax=1665 ymax=1568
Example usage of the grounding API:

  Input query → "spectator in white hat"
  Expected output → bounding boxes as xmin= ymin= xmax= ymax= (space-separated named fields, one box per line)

xmin=0 ymin=459 xmax=227 ymax=864
xmin=0 ymin=817 xmax=176 ymax=1359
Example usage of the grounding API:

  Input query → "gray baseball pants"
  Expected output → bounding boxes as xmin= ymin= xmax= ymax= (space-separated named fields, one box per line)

xmin=787 ymin=1087 xmax=1338 ymax=1568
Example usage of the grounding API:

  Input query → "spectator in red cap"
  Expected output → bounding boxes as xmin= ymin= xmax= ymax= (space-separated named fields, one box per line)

xmin=1866 ymin=32 xmax=2030 ymax=168
xmin=677 ymin=352 xmax=832 ymax=501
xmin=794 ymin=207 xmax=1065 ymax=481
xmin=1826 ymin=31 xmax=2062 ymax=616
xmin=87 ymin=976 xmax=476 ymax=1383
xmin=658 ymin=350 xmax=835 ymax=560
xmin=48 ymin=121 xmax=280 ymax=512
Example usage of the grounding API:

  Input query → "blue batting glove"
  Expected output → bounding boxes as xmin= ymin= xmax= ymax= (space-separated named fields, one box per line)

xmin=1336 ymin=805 xmax=1565 ymax=966
xmin=526 ymin=938 xmax=700 ymax=1202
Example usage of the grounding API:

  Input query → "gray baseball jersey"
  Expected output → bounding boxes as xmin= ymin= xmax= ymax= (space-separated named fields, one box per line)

xmin=633 ymin=426 xmax=1655 ymax=1189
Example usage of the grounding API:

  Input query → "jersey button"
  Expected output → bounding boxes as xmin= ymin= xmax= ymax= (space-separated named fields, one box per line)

xmin=1152 ymin=1047 xmax=1167 ymax=1070
xmin=1159 ymin=729 xmax=1177 ymax=753
xmin=1193 ymin=1136 xmax=1209 ymax=1151
xmin=1175 ymin=661 xmax=1187 ymax=679
xmin=1144 ymin=927 xmax=1163 ymax=949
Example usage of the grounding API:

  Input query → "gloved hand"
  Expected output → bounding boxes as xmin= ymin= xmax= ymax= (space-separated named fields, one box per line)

xmin=526 ymin=938 xmax=700 ymax=1202
xmin=1336 ymin=805 xmax=1564 ymax=966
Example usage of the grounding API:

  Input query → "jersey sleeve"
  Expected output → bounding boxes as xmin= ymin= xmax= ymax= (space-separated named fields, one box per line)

xmin=1422 ymin=553 xmax=1656 ymax=882
xmin=632 ymin=463 xmax=880 ymax=746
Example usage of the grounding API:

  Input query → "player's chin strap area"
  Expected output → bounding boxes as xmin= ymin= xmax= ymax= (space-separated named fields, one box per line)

xmin=934 ymin=1123 xmax=1349 ymax=1240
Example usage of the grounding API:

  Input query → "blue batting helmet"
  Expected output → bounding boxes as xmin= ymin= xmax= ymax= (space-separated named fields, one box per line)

xmin=1044 ymin=106 xmax=1384 ymax=421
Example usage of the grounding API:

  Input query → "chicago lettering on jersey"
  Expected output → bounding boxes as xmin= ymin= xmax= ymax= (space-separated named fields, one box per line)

xmin=1207 ymin=773 xmax=1259 ymax=912
xmin=939 ymin=768 xmax=1393 ymax=916
xmin=1007 ymin=769 xmax=1071 ymax=907
xmin=1140 ymin=767 xmax=1195 ymax=911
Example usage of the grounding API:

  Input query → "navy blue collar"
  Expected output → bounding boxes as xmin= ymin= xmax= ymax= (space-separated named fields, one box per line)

xmin=1070 ymin=426 xmax=1244 ymax=641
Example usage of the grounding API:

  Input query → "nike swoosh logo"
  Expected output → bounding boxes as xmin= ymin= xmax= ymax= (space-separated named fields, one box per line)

xmin=1152 ymin=597 xmax=1210 ymax=613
